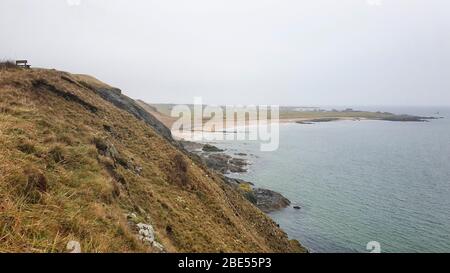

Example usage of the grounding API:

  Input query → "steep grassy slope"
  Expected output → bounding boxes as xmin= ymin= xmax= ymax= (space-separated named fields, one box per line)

xmin=0 ymin=67 xmax=305 ymax=253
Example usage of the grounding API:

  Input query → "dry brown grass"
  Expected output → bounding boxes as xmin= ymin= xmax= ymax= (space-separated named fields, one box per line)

xmin=0 ymin=68 xmax=305 ymax=253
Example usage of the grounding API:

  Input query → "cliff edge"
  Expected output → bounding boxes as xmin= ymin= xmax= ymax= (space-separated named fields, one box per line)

xmin=0 ymin=67 xmax=305 ymax=253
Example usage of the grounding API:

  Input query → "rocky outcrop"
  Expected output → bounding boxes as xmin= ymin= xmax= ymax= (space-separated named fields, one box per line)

xmin=204 ymin=153 xmax=231 ymax=173
xmin=222 ymin=176 xmax=254 ymax=186
xmin=127 ymin=213 xmax=165 ymax=253
xmin=223 ymin=177 xmax=291 ymax=213
xmin=181 ymin=142 xmax=248 ymax=174
xmin=202 ymin=144 xmax=224 ymax=152
xmin=179 ymin=140 xmax=204 ymax=151
xmin=204 ymin=153 xmax=248 ymax=174
xmin=136 ymin=223 xmax=165 ymax=252
xmin=378 ymin=115 xmax=438 ymax=122
xmin=78 ymin=81 xmax=173 ymax=142
xmin=181 ymin=142 xmax=292 ymax=213
xmin=228 ymin=158 xmax=247 ymax=173
xmin=252 ymin=188 xmax=291 ymax=213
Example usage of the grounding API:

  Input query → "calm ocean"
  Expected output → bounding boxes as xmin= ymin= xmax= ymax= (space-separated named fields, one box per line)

xmin=212 ymin=106 xmax=450 ymax=253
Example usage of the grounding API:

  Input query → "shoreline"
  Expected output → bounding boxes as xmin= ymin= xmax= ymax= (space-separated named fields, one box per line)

xmin=180 ymin=140 xmax=298 ymax=214
xmin=139 ymin=101 xmax=443 ymax=135
xmin=168 ymin=116 xmax=442 ymax=139
xmin=174 ymin=114 xmax=443 ymax=211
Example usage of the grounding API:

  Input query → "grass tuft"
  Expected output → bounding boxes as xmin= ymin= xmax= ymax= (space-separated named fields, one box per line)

xmin=17 ymin=140 xmax=37 ymax=155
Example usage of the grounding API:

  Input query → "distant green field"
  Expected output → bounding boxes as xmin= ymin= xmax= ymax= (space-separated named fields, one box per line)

xmin=148 ymin=103 xmax=429 ymax=122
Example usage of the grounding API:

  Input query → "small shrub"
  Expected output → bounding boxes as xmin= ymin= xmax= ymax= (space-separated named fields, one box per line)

xmin=57 ymin=134 xmax=75 ymax=145
xmin=238 ymin=183 xmax=253 ymax=193
xmin=103 ymin=124 xmax=113 ymax=133
xmin=237 ymin=183 xmax=257 ymax=204
xmin=13 ymin=168 xmax=48 ymax=203
xmin=17 ymin=140 xmax=36 ymax=154
xmin=48 ymin=145 xmax=65 ymax=163
xmin=111 ymin=182 xmax=121 ymax=198
xmin=6 ymin=127 xmax=26 ymax=136
xmin=170 ymin=153 xmax=189 ymax=187
xmin=26 ymin=169 xmax=48 ymax=193
xmin=166 ymin=225 xmax=173 ymax=235
xmin=93 ymin=137 xmax=108 ymax=153
xmin=93 ymin=137 xmax=120 ymax=160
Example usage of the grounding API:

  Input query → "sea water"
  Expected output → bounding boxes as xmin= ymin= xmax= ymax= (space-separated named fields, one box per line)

xmin=212 ymin=106 xmax=450 ymax=253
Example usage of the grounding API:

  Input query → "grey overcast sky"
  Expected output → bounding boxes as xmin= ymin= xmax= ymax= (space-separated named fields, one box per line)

xmin=1 ymin=0 xmax=449 ymax=106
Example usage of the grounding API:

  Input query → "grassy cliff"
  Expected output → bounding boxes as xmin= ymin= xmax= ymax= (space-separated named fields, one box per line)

xmin=0 ymin=67 xmax=305 ymax=253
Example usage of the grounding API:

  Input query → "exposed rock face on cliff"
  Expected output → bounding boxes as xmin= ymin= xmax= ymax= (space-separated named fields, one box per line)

xmin=73 ymin=75 xmax=174 ymax=142
xmin=0 ymin=68 xmax=305 ymax=253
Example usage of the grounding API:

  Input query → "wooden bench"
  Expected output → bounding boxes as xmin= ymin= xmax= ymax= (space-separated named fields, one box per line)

xmin=16 ymin=60 xmax=31 ymax=69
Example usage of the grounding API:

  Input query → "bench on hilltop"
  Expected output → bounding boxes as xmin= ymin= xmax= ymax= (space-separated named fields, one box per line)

xmin=16 ymin=60 xmax=31 ymax=69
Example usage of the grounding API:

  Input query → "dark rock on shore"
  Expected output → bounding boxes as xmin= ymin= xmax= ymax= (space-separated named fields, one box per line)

xmin=180 ymin=141 xmax=247 ymax=173
xmin=223 ymin=177 xmax=291 ymax=213
xmin=204 ymin=153 xmax=231 ymax=173
xmin=203 ymin=153 xmax=248 ymax=174
xmin=378 ymin=115 xmax=438 ymax=122
xmin=295 ymin=118 xmax=339 ymax=124
xmin=253 ymin=188 xmax=291 ymax=213
xmin=223 ymin=177 xmax=254 ymax=186
xmin=179 ymin=140 xmax=204 ymax=151
xmin=228 ymin=158 xmax=248 ymax=173
xmin=202 ymin=144 xmax=224 ymax=152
